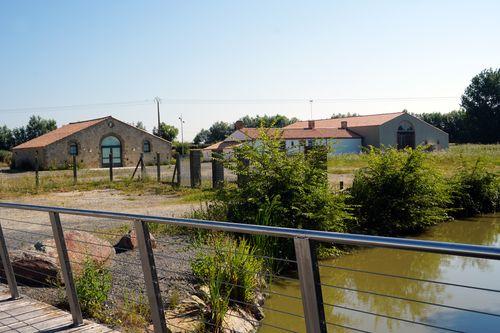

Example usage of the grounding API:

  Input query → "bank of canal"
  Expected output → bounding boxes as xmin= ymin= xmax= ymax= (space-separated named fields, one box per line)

xmin=261 ymin=214 xmax=500 ymax=333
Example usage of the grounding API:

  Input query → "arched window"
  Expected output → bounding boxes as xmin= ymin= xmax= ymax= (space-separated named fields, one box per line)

xmin=143 ymin=140 xmax=151 ymax=153
xmin=101 ymin=135 xmax=122 ymax=167
xmin=397 ymin=121 xmax=415 ymax=149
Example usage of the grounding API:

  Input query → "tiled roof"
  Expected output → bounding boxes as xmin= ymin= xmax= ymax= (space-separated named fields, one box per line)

xmin=285 ymin=112 xmax=404 ymax=129
xmin=204 ymin=141 xmax=241 ymax=151
xmin=13 ymin=117 xmax=109 ymax=149
xmin=239 ymin=127 xmax=360 ymax=140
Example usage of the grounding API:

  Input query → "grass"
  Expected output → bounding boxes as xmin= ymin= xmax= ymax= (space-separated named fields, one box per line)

xmin=328 ymin=144 xmax=500 ymax=176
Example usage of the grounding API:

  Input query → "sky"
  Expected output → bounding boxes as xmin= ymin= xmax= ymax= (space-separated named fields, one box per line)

xmin=0 ymin=0 xmax=499 ymax=140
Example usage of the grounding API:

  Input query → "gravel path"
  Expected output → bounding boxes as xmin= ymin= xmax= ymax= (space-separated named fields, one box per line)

xmin=0 ymin=189 xmax=204 ymax=319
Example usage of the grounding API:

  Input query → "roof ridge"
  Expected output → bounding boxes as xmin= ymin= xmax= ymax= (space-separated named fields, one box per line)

xmin=68 ymin=116 xmax=110 ymax=125
xmin=295 ymin=111 xmax=404 ymax=122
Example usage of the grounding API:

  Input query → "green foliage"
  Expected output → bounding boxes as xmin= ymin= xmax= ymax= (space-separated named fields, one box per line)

xmin=238 ymin=114 xmax=298 ymax=128
xmin=223 ymin=129 xmax=350 ymax=234
xmin=116 ymin=291 xmax=152 ymax=329
xmin=349 ymin=147 xmax=450 ymax=236
xmin=74 ymin=258 xmax=112 ymax=317
xmin=450 ymin=159 xmax=500 ymax=217
xmin=153 ymin=122 xmax=179 ymax=142
xmin=331 ymin=112 xmax=360 ymax=119
xmin=0 ymin=126 xmax=13 ymax=150
xmin=461 ymin=68 xmax=500 ymax=144
xmin=192 ymin=235 xmax=264 ymax=304
xmin=0 ymin=150 xmax=12 ymax=165
xmin=134 ymin=121 xmax=146 ymax=130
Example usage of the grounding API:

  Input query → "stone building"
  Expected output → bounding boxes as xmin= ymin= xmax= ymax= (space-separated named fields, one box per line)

xmin=12 ymin=116 xmax=172 ymax=170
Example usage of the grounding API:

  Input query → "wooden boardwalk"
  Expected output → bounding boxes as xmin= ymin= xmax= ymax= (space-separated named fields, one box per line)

xmin=0 ymin=288 xmax=118 ymax=333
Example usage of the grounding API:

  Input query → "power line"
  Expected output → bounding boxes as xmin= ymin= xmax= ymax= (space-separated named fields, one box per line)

xmin=0 ymin=96 xmax=460 ymax=115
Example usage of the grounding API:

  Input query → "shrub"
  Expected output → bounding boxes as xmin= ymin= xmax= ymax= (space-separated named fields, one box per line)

xmin=115 ymin=291 xmax=151 ymax=329
xmin=74 ymin=258 xmax=112 ymax=317
xmin=349 ymin=147 xmax=450 ymax=236
xmin=217 ymin=130 xmax=351 ymax=260
xmin=0 ymin=150 xmax=11 ymax=165
xmin=450 ymin=159 xmax=500 ymax=217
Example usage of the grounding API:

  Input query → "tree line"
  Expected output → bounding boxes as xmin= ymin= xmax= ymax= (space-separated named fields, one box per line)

xmin=415 ymin=68 xmax=499 ymax=144
xmin=193 ymin=114 xmax=298 ymax=145
xmin=0 ymin=116 xmax=57 ymax=151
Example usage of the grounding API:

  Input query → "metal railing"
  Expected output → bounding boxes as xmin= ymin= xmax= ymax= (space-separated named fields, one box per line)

xmin=0 ymin=201 xmax=499 ymax=333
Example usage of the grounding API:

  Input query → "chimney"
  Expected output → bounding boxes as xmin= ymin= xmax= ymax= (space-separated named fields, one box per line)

xmin=341 ymin=121 xmax=348 ymax=129
xmin=308 ymin=120 xmax=315 ymax=129
xmin=234 ymin=120 xmax=245 ymax=130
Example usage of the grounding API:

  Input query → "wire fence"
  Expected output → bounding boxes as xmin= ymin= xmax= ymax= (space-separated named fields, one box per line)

xmin=0 ymin=203 xmax=499 ymax=333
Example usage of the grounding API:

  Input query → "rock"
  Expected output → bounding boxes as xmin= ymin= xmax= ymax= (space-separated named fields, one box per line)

xmin=114 ymin=230 xmax=157 ymax=253
xmin=0 ymin=250 xmax=61 ymax=287
xmin=249 ymin=303 xmax=265 ymax=321
xmin=223 ymin=306 xmax=259 ymax=333
xmin=37 ymin=230 xmax=115 ymax=274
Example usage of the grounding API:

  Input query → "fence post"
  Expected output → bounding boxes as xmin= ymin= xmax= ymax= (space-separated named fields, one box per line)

xmin=140 ymin=153 xmax=145 ymax=180
xmin=0 ymin=221 xmax=19 ymax=299
xmin=156 ymin=152 xmax=161 ymax=182
xmin=73 ymin=155 xmax=78 ymax=185
xmin=211 ymin=150 xmax=224 ymax=189
xmin=294 ymin=237 xmax=327 ymax=333
xmin=49 ymin=212 xmax=83 ymax=326
xmin=134 ymin=220 xmax=168 ymax=333
xmin=175 ymin=154 xmax=181 ymax=186
xmin=35 ymin=151 xmax=40 ymax=189
xmin=109 ymin=151 xmax=113 ymax=182
xmin=189 ymin=149 xmax=202 ymax=188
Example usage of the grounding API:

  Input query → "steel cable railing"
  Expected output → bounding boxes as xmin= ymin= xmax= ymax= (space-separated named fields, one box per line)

xmin=1 ymin=202 xmax=499 ymax=333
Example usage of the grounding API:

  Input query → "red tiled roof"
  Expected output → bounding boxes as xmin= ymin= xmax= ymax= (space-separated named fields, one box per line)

xmin=13 ymin=117 xmax=109 ymax=149
xmin=285 ymin=112 xmax=404 ymax=129
xmin=239 ymin=127 xmax=360 ymax=140
xmin=204 ymin=141 xmax=241 ymax=151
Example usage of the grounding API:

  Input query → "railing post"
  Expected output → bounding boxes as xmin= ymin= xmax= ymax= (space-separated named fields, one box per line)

xmin=140 ymin=153 xmax=145 ymax=180
xmin=73 ymin=155 xmax=78 ymax=185
xmin=134 ymin=220 xmax=168 ymax=333
xmin=294 ymin=237 xmax=327 ymax=333
xmin=0 ymin=221 xmax=19 ymax=299
xmin=49 ymin=212 xmax=83 ymax=326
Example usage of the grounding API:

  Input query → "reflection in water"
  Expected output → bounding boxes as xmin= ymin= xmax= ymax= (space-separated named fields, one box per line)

xmin=260 ymin=214 xmax=500 ymax=333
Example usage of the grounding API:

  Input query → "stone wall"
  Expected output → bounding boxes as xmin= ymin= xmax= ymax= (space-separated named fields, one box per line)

xmin=15 ymin=118 xmax=172 ymax=170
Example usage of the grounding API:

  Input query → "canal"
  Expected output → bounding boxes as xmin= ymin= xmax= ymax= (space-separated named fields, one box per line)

xmin=260 ymin=214 xmax=500 ymax=332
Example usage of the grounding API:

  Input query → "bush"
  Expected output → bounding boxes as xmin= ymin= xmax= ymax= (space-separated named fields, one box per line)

xmin=349 ymin=147 xmax=450 ymax=236
xmin=450 ymin=159 xmax=500 ymax=217
xmin=0 ymin=150 xmax=12 ymax=165
xmin=74 ymin=258 xmax=112 ymax=317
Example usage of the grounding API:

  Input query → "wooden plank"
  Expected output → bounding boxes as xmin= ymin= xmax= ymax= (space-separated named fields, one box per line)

xmin=0 ymin=285 xmax=119 ymax=333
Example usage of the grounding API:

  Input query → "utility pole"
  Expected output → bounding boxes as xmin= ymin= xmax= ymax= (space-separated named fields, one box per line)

xmin=178 ymin=115 xmax=185 ymax=156
xmin=309 ymin=99 xmax=314 ymax=120
xmin=155 ymin=97 xmax=161 ymax=137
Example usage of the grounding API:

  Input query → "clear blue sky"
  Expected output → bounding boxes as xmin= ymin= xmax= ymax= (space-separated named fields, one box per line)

xmin=1 ymin=0 xmax=499 ymax=140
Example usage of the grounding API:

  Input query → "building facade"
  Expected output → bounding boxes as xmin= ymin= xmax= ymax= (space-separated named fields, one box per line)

xmin=12 ymin=116 xmax=172 ymax=170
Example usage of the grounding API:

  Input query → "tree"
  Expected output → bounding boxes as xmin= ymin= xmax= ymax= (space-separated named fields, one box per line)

xmin=153 ymin=123 xmax=178 ymax=142
xmin=461 ymin=68 xmax=500 ymax=143
xmin=331 ymin=112 xmax=359 ymax=119
xmin=25 ymin=116 xmax=57 ymax=141
xmin=239 ymin=114 xmax=298 ymax=128
xmin=193 ymin=129 xmax=210 ymax=145
xmin=0 ymin=125 xmax=13 ymax=151
xmin=206 ymin=121 xmax=233 ymax=144
xmin=134 ymin=121 xmax=146 ymax=130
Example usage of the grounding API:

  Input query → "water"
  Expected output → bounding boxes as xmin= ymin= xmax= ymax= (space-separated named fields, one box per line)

xmin=260 ymin=214 xmax=500 ymax=333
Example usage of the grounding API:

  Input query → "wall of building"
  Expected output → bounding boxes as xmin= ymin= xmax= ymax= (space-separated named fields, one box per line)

xmin=347 ymin=126 xmax=380 ymax=147
xmin=39 ymin=118 xmax=171 ymax=169
xmin=379 ymin=113 xmax=449 ymax=150
xmin=12 ymin=148 xmax=46 ymax=170
xmin=284 ymin=138 xmax=362 ymax=155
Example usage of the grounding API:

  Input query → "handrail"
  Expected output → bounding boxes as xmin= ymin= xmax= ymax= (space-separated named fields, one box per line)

xmin=1 ymin=201 xmax=500 ymax=260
